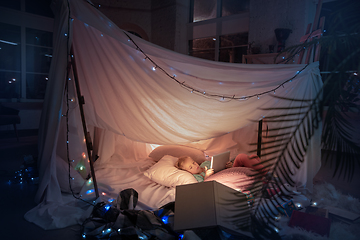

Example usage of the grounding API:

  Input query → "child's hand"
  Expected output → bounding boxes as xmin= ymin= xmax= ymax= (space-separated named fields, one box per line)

xmin=225 ymin=161 xmax=233 ymax=169
xmin=204 ymin=166 xmax=214 ymax=179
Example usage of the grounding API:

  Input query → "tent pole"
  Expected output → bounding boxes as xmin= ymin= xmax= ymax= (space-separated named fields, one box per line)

xmin=69 ymin=46 xmax=100 ymax=199
xmin=257 ymin=119 xmax=263 ymax=158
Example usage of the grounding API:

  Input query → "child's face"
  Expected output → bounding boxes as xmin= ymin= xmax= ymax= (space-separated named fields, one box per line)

xmin=182 ymin=158 xmax=201 ymax=174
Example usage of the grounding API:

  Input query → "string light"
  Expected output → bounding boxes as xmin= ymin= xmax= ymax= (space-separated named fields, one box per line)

xmin=123 ymin=31 xmax=309 ymax=102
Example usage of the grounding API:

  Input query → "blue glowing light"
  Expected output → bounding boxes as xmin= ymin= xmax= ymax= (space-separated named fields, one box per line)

xmin=86 ymin=189 xmax=94 ymax=195
xmin=161 ymin=215 xmax=169 ymax=224
xmin=179 ymin=234 xmax=184 ymax=239
xmin=82 ymin=233 xmax=86 ymax=238
xmin=108 ymin=198 xmax=114 ymax=203
xmin=104 ymin=204 xmax=112 ymax=211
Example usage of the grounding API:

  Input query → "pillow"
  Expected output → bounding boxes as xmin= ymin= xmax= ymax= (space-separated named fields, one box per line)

xmin=149 ymin=145 xmax=206 ymax=164
xmin=144 ymin=155 xmax=198 ymax=188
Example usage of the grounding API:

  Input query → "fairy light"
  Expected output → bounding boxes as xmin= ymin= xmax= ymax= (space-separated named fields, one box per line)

xmin=123 ymin=31 xmax=309 ymax=102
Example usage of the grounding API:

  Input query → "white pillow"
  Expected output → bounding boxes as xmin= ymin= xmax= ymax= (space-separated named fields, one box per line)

xmin=144 ymin=155 xmax=198 ymax=188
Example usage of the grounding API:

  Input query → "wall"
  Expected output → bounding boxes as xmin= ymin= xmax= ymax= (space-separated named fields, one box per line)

xmin=248 ymin=0 xmax=317 ymax=54
xmin=96 ymin=0 xmax=152 ymax=41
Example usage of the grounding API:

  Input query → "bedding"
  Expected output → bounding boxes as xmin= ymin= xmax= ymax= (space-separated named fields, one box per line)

xmin=144 ymin=154 xmax=256 ymax=192
xmin=204 ymin=167 xmax=256 ymax=191
xmin=144 ymin=155 xmax=198 ymax=187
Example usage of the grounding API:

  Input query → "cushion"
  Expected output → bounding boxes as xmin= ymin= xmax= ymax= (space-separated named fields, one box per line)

xmin=144 ymin=155 xmax=198 ymax=188
xmin=149 ymin=145 xmax=206 ymax=164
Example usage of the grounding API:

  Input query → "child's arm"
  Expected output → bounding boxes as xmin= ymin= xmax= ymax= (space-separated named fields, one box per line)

xmin=204 ymin=166 xmax=214 ymax=180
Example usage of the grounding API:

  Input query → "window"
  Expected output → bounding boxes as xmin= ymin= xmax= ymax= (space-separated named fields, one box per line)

xmin=189 ymin=37 xmax=216 ymax=61
xmin=25 ymin=0 xmax=54 ymax=18
xmin=192 ymin=0 xmax=250 ymax=22
xmin=0 ymin=0 xmax=21 ymax=10
xmin=0 ymin=1 xmax=53 ymax=101
xmin=192 ymin=0 xmax=217 ymax=22
xmin=0 ymin=23 xmax=21 ymax=99
xmin=219 ymin=32 xmax=248 ymax=63
xmin=26 ymin=28 xmax=52 ymax=99
xmin=222 ymin=0 xmax=249 ymax=17
xmin=189 ymin=0 xmax=250 ymax=63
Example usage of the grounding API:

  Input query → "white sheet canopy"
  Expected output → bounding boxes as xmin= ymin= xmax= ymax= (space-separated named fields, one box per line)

xmin=25 ymin=0 xmax=323 ymax=230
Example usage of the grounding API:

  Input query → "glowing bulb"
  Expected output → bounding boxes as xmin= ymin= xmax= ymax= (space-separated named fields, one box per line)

xmin=108 ymin=198 xmax=114 ymax=203
xmin=296 ymin=203 xmax=302 ymax=208
xmin=82 ymin=233 xmax=86 ymax=238
xmin=274 ymin=91 xmax=276 ymax=94
xmin=102 ymin=192 xmax=106 ymax=195
xmin=8 ymin=81 xmax=12 ymax=84
xmin=257 ymin=96 xmax=260 ymax=99
xmin=118 ymin=229 xmax=121 ymax=232
xmin=82 ymin=152 xmax=86 ymax=158
xmin=68 ymin=78 xmax=71 ymax=80
xmin=12 ymin=78 xmax=16 ymax=81
xmin=100 ymin=34 xmax=103 ymax=37
xmin=311 ymin=201 xmax=317 ymax=206
xmin=203 ymin=91 xmax=206 ymax=95
xmin=104 ymin=204 xmax=111 ymax=211
xmin=45 ymin=77 xmax=48 ymax=80
xmin=67 ymin=141 xmax=69 ymax=143
xmin=86 ymin=189 xmax=94 ymax=194
xmin=190 ymin=90 xmax=193 ymax=93
xmin=152 ymin=66 xmax=156 ymax=71
xmin=64 ymin=33 xmax=67 ymax=36
xmin=274 ymin=227 xmax=279 ymax=233
xmin=354 ymin=72 xmax=358 ymax=76
xmin=79 ymin=166 xmax=84 ymax=171
xmin=161 ymin=216 xmax=169 ymax=224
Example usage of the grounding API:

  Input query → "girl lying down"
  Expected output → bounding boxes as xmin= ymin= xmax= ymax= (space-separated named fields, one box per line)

xmin=175 ymin=153 xmax=279 ymax=198
xmin=175 ymin=153 xmax=268 ymax=182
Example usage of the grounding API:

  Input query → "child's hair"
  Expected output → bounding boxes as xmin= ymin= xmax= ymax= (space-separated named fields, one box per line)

xmin=175 ymin=156 xmax=191 ymax=170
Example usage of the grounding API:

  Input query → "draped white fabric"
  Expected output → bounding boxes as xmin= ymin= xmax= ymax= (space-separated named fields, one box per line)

xmin=25 ymin=0 xmax=323 ymax=230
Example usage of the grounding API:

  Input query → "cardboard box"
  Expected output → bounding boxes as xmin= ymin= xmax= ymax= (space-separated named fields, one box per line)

xmin=174 ymin=181 xmax=252 ymax=237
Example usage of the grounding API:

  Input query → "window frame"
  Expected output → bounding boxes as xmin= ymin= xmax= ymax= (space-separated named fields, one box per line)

xmin=0 ymin=3 xmax=53 ymax=102
xmin=188 ymin=0 xmax=250 ymax=62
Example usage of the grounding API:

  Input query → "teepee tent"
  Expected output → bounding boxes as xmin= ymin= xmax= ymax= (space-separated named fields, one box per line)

xmin=25 ymin=0 xmax=323 ymax=230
